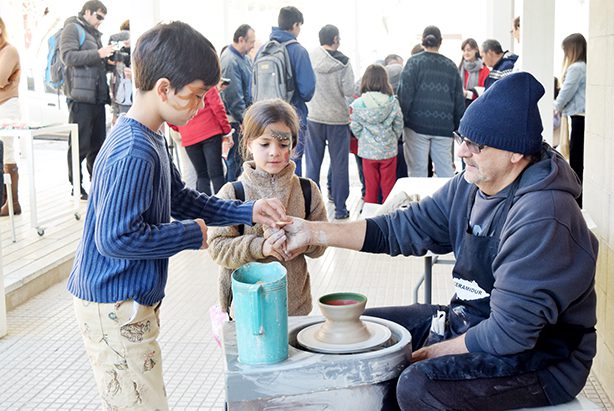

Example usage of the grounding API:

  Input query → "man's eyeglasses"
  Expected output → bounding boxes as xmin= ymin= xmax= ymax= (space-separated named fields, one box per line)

xmin=453 ymin=131 xmax=486 ymax=154
xmin=93 ymin=12 xmax=105 ymax=21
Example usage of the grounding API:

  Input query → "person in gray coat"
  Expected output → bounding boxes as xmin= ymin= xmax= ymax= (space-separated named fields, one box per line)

xmin=305 ymin=24 xmax=355 ymax=219
xmin=60 ymin=0 xmax=113 ymax=200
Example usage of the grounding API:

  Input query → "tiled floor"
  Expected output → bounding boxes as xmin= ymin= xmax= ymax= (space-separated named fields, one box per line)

xmin=1 ymin=145 xmax=612 ymax=409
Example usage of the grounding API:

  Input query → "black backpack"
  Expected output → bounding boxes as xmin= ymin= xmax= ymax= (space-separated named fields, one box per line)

xmin=252 ymin=39 xmax=297 ymax=102
xmin=231 ymin=178 xmax=312 ymax=235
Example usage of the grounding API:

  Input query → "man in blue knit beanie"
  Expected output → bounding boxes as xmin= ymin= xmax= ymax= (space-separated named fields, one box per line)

xmin=279 ymin=72 xmax=598 ymax=410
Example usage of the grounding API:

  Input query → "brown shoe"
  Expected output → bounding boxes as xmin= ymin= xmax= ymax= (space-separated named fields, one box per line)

xmin=1 ymin=163 xmax=21 ymax=216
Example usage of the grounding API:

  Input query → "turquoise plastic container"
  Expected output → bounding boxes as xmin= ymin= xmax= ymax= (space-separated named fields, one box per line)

xmin=231 ymin=262 xmax=288 ymax=365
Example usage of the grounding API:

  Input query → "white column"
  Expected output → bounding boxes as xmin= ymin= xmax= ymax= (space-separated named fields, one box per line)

xmin=127 ymin=0 xmax=160 ymax=47
xmin=517 ymin=0 xmax=555 ymax=145
xmin=485 ymin=0 xmax=514 ymax=51
xmin=0 ymin=235 xmax=6 ymax=338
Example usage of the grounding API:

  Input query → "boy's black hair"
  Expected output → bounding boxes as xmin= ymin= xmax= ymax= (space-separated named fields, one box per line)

xmin=132 ymin=21 xmax=220 ymax=92
xmin=233 ymin=24 xmax=253 ymax=43
xmin=319 ymin=24 xmax=339 ymax=46
xmin=80 ymin=0 xmax=107 ymax=16
xmin=278 ymin=6 xmax=304 ymax=31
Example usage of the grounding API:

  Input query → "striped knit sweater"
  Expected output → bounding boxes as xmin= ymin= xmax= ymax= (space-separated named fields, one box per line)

xmin=67 ymin=117 xmax=254 ymax=305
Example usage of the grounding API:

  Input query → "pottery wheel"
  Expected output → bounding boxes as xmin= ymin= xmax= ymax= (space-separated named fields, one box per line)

xmin=297 ymin=320 xmax=392 ymax=354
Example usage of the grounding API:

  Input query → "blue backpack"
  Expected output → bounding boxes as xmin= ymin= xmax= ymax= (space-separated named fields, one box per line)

xmin=45 ymin=25 xmax=86 ymax=91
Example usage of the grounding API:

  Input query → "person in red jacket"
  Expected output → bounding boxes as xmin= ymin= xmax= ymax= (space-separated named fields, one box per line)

xmin=458 ymin=38 xmax=490 ymax=108
xmin=175 ymin=86 xmax=233 ymax=195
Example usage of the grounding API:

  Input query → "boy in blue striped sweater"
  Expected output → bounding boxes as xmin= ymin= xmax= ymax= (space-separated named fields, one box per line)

xmin=67 ymin=21 xmax=288 ymax=410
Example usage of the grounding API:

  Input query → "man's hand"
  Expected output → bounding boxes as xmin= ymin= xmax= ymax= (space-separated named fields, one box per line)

xmin=411 ymin=335 xmax=468 ymax=363
xmin=194 ymin=218 xmax=208 ymax=249
xmin=278 ymin=217 xmax=314 ymax=253
xmin=262 ymin=228 xmax=287 ymax=261
xmin=98 ymin=44 xmax=115 ymax=59
xmin=252 ymin=198 xmax=288 ymax=228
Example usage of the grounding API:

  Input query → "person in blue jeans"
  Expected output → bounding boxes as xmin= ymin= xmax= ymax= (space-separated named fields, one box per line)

xmin=266 ymin=6 xmax=315 ymax=176
xmin=305 ymin=24 xmax=354 ymax=219
xmin=277 ymin=73 xmax=597 ymax=410
xmin=220 ymin=24 xmax=256 ymax=182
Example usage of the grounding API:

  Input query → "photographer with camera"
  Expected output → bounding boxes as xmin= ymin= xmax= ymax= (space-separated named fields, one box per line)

xmin=108 ymin=19 xmax=131 ymax=125
xmin=60 ymin=0 xmax=113 ymax=200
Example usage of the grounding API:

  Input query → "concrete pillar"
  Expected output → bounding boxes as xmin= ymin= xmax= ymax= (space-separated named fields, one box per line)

xmin=0 ymin=238 xmax=6 ymax=338
xmin=517 ymin=0 xmax=555 ymax=145
xmin=485 ymin=0 xmax=514 ymax=51
xmin=127 ymin=0 xmax=160 ymax=46
xmin=0 ymin=0 xmax=21 ymax=338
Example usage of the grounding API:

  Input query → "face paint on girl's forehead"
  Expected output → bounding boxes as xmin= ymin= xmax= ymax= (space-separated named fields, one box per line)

xmin=269 ymin=129 xmax=292 ymax=142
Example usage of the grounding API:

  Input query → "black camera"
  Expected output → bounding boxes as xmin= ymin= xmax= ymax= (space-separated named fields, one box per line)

xmin=110 ymin=50 xmax=130 ymax=66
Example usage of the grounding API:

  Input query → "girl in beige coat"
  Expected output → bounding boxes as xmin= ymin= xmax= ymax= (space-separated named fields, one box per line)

xmin=208 ymin=99 xmax=327 ymax=315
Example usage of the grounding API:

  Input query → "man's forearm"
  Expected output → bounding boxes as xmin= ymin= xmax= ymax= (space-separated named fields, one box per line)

xmin=310 ymin=220 xmax=367 ymax=251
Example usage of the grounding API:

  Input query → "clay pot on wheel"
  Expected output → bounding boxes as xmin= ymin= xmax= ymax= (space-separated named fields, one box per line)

xmin=316 ymin=292 xmax=371 ymax=344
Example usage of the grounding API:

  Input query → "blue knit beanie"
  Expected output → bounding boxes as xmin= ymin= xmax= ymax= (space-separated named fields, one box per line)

xmin=459 ymin=72 xmax=544 ymax=155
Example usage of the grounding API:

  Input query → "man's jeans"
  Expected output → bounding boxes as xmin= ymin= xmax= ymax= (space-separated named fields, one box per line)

xmin=364 ymin=304 xmax=553 ymax=411
xmin=403 ymin=128 xmax=454 ymax=177
xmin=225 ymin=123 xmax=242 ymax=182
xmin=292 ymin=122 xmax=307 ymax=176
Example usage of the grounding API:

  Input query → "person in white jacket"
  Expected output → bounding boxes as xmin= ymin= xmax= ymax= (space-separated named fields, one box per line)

xmin=305 ymin=24 xmax=355 ymax=219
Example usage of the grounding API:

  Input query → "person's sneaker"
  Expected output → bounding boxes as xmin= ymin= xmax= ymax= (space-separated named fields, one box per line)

xmin=334 ymin=210 xmax=350 ymax=220
xmin=327 ymin=192 xmax=334 ymax=203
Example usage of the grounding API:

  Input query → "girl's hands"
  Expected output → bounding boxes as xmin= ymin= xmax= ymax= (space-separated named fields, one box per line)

xmin=262 ymin=227 xmax=287 ymax=261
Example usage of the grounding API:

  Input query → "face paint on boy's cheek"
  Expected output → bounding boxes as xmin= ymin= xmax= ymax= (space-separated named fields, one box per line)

xmin=169 ymin=94 xmax=200 ymax=112
xmin=169 ymin=85 xmax=208 ymax=112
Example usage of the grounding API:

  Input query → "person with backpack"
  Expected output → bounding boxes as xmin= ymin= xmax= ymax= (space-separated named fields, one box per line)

xmin=254 ymin=6 xmax=315 ymax=176
xmin=60 ymin=0 xmax=114 ymax=200
xmin=208 ymin=99 xmax=327 ymax=316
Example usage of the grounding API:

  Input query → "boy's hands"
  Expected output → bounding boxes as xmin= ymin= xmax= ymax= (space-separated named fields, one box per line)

xmin=252 ymin=198 xmax=289 ymax=228
xmin=194 ymin=218 xmax=208 ymax=249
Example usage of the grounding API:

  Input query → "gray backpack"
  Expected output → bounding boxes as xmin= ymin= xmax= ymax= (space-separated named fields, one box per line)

xmin=252 ymin=39 xmax=297 ymax=102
